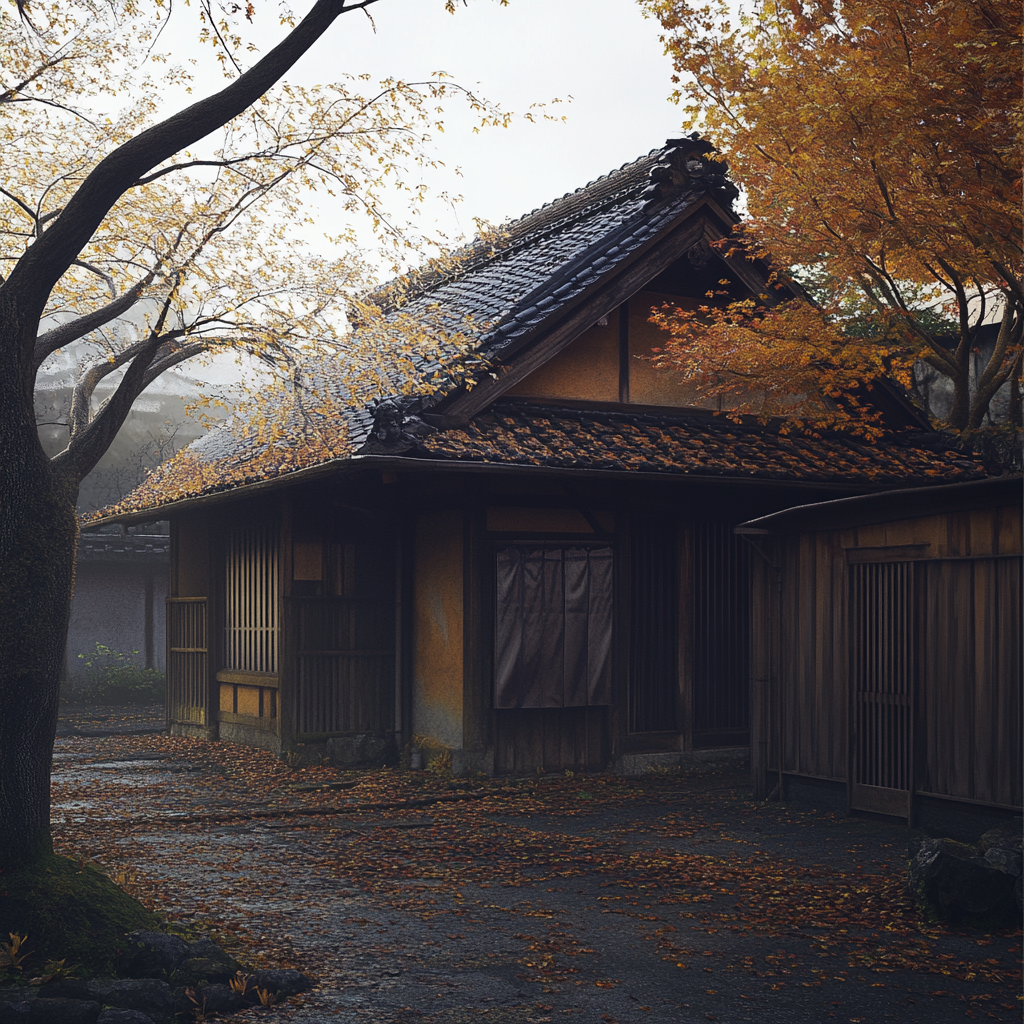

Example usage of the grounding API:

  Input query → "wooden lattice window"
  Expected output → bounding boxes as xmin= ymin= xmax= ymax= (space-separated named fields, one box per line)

xmin=167 ymin=598 xmax=208 ymax=725
xmin=224 ymin=524 xmax=279 ymax=674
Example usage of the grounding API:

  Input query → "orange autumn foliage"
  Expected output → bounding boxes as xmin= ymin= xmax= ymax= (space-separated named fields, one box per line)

xmin=642 ymin=0 xmax=1023 ymax=432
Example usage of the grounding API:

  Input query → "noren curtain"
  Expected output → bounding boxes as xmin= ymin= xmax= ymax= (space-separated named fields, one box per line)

xmin=494 ymin=546 xmax=613 ymax=709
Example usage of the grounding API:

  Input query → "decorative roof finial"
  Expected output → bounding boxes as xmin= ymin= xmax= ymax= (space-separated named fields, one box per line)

xmin=641 ymin=134 xmax=739 ymax=212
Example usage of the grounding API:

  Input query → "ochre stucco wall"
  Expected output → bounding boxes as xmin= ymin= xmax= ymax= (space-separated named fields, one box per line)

xmin=506 ymin=316 xmax=619 ymax=402
xmin=505 ymin=295 xmax=729 ymax=409
xmin=413 ymin=510 xmax=464 ymax=749
xmin=627 ymin=291 xmax=711 ymax=408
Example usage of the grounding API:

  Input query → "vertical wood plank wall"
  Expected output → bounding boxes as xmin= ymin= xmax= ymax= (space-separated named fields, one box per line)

xmin=758 ymin=504 xmax=1022 ymax=810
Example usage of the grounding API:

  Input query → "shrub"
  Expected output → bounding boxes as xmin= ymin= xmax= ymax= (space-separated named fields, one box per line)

xmin=68 ymin=644 xmax=166 ymax=705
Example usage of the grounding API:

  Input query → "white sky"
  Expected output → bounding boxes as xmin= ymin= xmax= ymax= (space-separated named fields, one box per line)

xmin=49 ymin=2 xmax=683 ymax=398
xmin=175 ymin=0 xmax=682 ymax=243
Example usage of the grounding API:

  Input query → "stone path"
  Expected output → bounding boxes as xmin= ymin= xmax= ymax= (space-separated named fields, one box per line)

xmin=50 ymin=706 xmax=1022 ymax=1023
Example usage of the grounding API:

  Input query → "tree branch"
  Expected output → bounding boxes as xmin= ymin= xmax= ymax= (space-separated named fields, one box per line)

xmin=55 ymin=294 xmax=181 ymax=480
xmin=1 ymin=0 xmax=382 ymax=376
xmin=32 ymin=273 xmax=156 ymax=371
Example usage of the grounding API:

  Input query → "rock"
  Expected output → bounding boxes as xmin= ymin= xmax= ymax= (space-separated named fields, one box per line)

xmin=978 ymin=825 xmax=1023 ymax=875
xmin=250 ymin=969 xmax=314 ymax=997
xmin=170 ymin=940 xmax=243 ymax=986
xmin=910 ymin=837 xmax=1017 ymax=921
xmin=119 ymin=932 xmax=189 ymax=979
xmin=191 ymin=983 xmax=243 ymax=1014
xmin=0 ymin=998 xmax=32 ymax=1024
xmin=87 ymin=979 xmax=172 ymax=1018
xmin=327 ymin=733 xmax=390 ymax=767
xmin=1015 ymin=876 xmax=1023 ymax=914
xmin=35 ymin=979 xmax=90 ymax=1001
xmin=96 ymin=1012 xmax=155 ymax=1024
xmin=27 ymin=998 xmax=101 ymax=1024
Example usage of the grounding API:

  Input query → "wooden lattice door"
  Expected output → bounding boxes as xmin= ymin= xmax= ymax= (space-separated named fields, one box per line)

xmin=849 ymin=561 xmax=915 ymax=819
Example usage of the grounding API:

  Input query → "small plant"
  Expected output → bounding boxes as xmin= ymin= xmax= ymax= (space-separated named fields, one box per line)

xmin=255 ymin=985 xmax=278 ymax=1007
xmin=1 ymin=933 xmax=30 ymax=971
xmin=427 ymin=747 xmax=453 ymax=778
xmin=185 ymin=986 xmax=209 ymax=1022
xmin=68 ymin=644 xmax=165 ymax=705
xmin=110 ymin=866 xmax=140 ymax=890
xmin=229 ymin=972 xmax=251 ymax=997
xmin=39 ymin=958 xmax=76 ymax=983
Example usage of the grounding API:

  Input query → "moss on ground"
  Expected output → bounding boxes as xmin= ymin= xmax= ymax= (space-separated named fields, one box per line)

xmin=0 ymin=854 xmax=160 ymax=978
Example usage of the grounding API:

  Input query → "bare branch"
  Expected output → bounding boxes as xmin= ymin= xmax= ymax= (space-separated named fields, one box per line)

xmin=32 ymin=272 xmax=156 ymax=371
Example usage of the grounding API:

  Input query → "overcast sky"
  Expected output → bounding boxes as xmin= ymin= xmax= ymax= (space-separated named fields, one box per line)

xmin=220 ymin=0 xmax=682 ymax=241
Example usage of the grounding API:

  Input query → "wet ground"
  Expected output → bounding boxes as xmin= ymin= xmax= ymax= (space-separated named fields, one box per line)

xmin=52 ymin=705 xmax=1022 ymax=1023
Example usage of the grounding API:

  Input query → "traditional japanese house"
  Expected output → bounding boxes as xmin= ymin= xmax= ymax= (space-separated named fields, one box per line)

xmin=91 ymin=138 xmax=995 ymax=774
xmin=738 ymin=475 xmax=1022 ymax=826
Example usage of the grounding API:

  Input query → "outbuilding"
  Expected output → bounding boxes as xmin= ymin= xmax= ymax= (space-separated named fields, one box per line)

xmin=738 ymin=476 xmax=1022 ymax=827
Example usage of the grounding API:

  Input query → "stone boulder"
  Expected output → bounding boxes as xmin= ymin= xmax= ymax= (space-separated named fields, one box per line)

xmin=169 ymin=939 xmax=244 ymax=986
xmin=119 ymin=933 xmax=189 ymax=980
xmin=910 ymin=834 xmax=1020 ymax=923
xmin=87 ymin=979 xmax=172 ymax=1020
xmin=249 ymin=969 xmax=314 ymax=997
xmin=27 ymin=998 xmax=101 ymax=1024
xmin=198 ymin=982 xmax=247 ymax=1014
xmin=327 ymin=733 xmax=390 ymax=767
xmin=0 ymin=994 xmax=33 ymax=1024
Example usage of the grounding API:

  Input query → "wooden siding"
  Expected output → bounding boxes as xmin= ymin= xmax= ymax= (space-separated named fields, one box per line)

xmin=692 ymin=523 xmax=752 ymax=746
xmin=753 ymin=501 xmax=1022 ymax=811
xmin=629 ymin=518 xmax=678 ymax=732
xmin=292 ymin=597 xmax=393 ymax=735
xmin=917 ymin=556 xmax=1022 ymax=808
xmin=494 ymin=706 xmax=608 ymax=773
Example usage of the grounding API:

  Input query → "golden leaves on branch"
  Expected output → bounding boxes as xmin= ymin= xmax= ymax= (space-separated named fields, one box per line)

xmin=649 ymin=295 xmax=913 ymax=438
xmin=642 ymin=0 xmax=1023 ymax=431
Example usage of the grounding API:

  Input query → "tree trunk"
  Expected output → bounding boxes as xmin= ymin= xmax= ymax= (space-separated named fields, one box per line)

xmin=945 ymin=366 xmax=972 ymax=432
xmin=0 ymin=374 xmax=78 ymax=869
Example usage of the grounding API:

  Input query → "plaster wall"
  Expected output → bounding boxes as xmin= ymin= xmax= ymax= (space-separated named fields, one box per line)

xmin=412 ymin=510 xmax=465 ymax=750
xmin=505 ymin=294 xmax=726 ymax=409
xmin=66 ymin=562 xmax=167 ymax=682
xmin=506 ymin=316 xmax=619 ymax=402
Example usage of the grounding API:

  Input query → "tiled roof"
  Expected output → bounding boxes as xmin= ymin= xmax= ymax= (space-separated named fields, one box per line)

xmin=414 ymin=403 xmax=989 ymax=485
xmin=89 ymin=139 xmax=754 ymax=521
xmin=153 ymin=140 xmax=720 ymax=476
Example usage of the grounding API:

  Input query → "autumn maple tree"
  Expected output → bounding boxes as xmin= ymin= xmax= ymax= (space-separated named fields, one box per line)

xmin=641 ymin=0 xmax=1022 ymax=434
xmin=0 ymin=0 xmax=512 ymax=872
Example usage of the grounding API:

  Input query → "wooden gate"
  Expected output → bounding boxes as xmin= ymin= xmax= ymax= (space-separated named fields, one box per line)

xmin=849 ymin=561 xmax=915 ymax=818
xmin=167 ymin=597 xmax=208 ymax=726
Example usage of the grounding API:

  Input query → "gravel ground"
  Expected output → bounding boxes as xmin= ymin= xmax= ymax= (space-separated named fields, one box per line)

xmin=51 ymin=705 xmax=1022 ymax=1023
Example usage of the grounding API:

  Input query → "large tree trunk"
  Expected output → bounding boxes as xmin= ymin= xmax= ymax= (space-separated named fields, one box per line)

xmin=0 ymin=367 xmax=78 ymax=869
